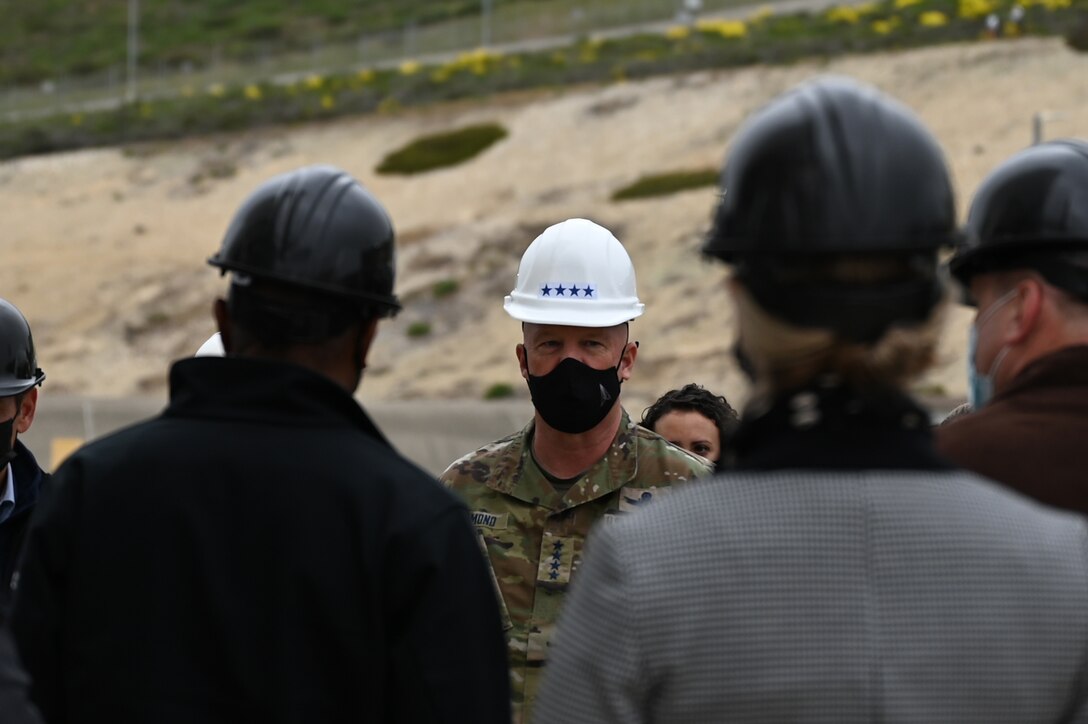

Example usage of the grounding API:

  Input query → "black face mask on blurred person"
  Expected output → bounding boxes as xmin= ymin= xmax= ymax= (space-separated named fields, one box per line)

xmin=526 ymin=355 xmax=622 ymax=434
xmin=0 ymin=414 xmax=17 ymax=467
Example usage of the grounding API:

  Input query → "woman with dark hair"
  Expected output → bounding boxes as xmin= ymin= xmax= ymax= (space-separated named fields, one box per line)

xmin=641 ymin=384 xmax=738 ymax=466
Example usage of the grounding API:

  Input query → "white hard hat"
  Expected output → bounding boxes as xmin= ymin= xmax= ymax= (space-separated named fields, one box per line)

xmin=504 ymin=218 xmax=644 ymax=327
xmin=195 ymin=333 xmax=225 ymax=357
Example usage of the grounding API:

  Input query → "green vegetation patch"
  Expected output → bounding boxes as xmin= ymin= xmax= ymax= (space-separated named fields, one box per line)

xmin=376 ymin=123 xmax=508 ymax=175
xmin=612 ymin=168 xmax=719 ymax=201
xmin=432 ymin=278 xmax=461 ymax=297
xmin=406 ymin=321 xmax=433 ymax=338
xmin=483 ymin=382 xmax=517 ymax=400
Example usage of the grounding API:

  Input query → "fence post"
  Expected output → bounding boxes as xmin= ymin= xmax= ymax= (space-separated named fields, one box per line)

xmin=1032 ymin=112 xmax=1044 ymax=145
xmin=126 ymin=0 xmax=139 ymax=102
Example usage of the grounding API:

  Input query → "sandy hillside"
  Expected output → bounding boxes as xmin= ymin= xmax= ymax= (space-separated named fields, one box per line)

xmin=1 ymin=37 xmax=1086 ymax=411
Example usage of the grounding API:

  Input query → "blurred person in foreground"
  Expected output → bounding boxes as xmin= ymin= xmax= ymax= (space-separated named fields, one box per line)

xmin=11 ymin=165 xmax=510 ymax=724
xmin=640 ymin=382 xmax=739 ymax=468
xmin=0 ymin=627 xmax=41 ymax=724
xmin=534 ymin=78 xmax=1088 ymax=724
xmin=936 ymin=139 xmax=1088 ymax=514
xmin=440 ymin=218 xmax=712 ymax=723
xmin=0 ymin=298 xmax=48 ymax=623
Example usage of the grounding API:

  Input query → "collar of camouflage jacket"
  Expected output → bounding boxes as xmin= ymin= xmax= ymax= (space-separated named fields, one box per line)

xmin=492 ymin=409 xmax=642 ymax=510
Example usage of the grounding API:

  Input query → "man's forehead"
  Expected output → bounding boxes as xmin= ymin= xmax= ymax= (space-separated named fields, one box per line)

xmin=523 ymin=322 xmax=627 ymax=339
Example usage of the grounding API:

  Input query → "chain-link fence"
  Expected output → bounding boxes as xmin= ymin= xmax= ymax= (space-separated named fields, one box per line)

xmin=1 ymin=0 xmax=774 ymax=121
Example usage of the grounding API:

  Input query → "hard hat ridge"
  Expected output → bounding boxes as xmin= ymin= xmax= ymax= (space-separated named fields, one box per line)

xmin=704 ymin=75 xmax=957 ymax=261
xmin=504 ymin=218 xmax=645 ymax=328
xmin=208 ymin=164 xmax=401 ymax=316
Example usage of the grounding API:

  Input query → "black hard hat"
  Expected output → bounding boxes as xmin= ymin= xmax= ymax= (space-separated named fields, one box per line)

xmin=703 ymin=76 xmax=956 ymax=342
xmin=0 ymin=298 xmax=45 ymax=397
xmin=949 ymin=139 xmax=1088 ymax=301
xmin=208 ymin=165 xmax=401 ymax=315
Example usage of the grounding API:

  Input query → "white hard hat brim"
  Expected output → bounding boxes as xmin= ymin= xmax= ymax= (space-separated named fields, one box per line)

xmin=504 ymin=293 xmax=644 ymax=328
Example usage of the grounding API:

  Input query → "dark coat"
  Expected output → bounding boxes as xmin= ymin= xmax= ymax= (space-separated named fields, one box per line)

xmin=0 ymin=627 xmax=42 ymax=724
xmin=11 ymin=357 xmax=511 ymax=724
xmin=936 ymin=345 xmax=1088 ymax=515
xmin=0 ymin=441 xmax=50 ymax=622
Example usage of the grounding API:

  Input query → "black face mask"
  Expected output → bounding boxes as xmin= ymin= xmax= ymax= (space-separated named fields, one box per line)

xmin=526 ymin=354 xmax=623 ymax=434
xmin=0 ymin=415 xmax=17 ymax=468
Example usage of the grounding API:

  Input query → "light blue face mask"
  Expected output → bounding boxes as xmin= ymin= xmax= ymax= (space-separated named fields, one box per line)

xmin=966 ymin=289 xmax=1017 ymax=409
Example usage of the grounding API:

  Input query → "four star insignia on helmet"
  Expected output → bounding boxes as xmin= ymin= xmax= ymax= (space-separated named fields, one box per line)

xmin=539 ymin=284 xmax=597 ymax=298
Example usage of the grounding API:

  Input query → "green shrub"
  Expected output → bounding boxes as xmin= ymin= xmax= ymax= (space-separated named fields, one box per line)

xmin=376 ymin=123 xmax=508 ymax=175
xmin=432 ymin=278 xmax=460 ymax=298
xmin=612 ymin=168 xmax=719 ymax=201
xmin=406 ymin=321 xmax=432 ymax=337
xmin=484 ymin=382 xmax=516 ymax=400
xmin=1066 ymin=15 xmax=1088 ymax=52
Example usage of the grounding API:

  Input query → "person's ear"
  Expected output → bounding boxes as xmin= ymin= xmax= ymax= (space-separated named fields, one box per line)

xmin=356 ymin=318 xmax=381 ymax=366
xmin=1005 ymin=278 xmax=1044 ymax=345
xmin=619 ymin=341 xmax=637 ymax=382
xmin=15 ymin=387 xmax=37 ymax=434
xmin=516 ymin=344 xmax=529 ymax=381
xmin=214 ymin=299 xmax=233 ymax=355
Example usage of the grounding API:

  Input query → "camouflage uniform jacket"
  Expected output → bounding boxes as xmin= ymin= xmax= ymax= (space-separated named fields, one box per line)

xmin=440 ymin=409 xmax=713 ymax=723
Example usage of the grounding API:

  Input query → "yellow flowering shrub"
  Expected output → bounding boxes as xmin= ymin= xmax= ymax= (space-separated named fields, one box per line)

xmin=665 ymin=25 xmax=691 ymax=40
xmin=399 ymin=60 xmax=421 ymax=76
xmin=696 ymin=19 xmax=749 ymax=37
xmin=827 ymin=6 xmax=862 ymax=24
xmin=244 ymin=84 xmax=262 ymax=101
xmin=439 ymin=48 xmax=504 ymax=77
xmin=958 ymin=0 xmax=996 ymax=18
xmin=919 ymin=10 xmax=949 ymax=24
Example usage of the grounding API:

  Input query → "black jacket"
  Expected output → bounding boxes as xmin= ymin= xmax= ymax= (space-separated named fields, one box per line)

xmin=0 ymin=441 xmax=50 ymax=623
xmin=11 ymin=357 xmax=511 ymax=724
xmin=0 ymin=627 xmax=42 ymax=724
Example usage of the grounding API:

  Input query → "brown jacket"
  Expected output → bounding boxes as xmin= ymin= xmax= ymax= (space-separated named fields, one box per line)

xmin=936 ymin=345 xmax=1088 ymax=515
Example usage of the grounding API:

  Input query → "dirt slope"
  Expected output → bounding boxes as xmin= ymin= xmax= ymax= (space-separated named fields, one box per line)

xmin=2 ymin=37 xmax=1086 ymax=411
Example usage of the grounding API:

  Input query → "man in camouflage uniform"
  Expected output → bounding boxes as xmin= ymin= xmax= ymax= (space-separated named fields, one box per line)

xmin=441 ymin=219 xmax=712 ymax=722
